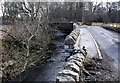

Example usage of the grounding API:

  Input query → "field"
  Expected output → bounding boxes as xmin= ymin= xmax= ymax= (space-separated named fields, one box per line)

xmin=92 ymin=23 xmax=120 ymax=33
xmin=92 ymin=23 xmax=120 ymax=28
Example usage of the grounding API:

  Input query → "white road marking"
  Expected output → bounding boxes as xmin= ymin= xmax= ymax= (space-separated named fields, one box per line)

xmin=86 ymin=29 xmax=103 ymax=60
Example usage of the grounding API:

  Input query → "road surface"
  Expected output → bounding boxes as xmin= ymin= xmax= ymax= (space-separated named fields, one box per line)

xmin=78 ymin=26 xmax=119 ymax=81
xmin=86 ymin=26 xmax=119 ymax=68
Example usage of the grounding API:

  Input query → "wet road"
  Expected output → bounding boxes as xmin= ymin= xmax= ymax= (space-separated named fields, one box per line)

xmin=86 ymin=26 xmax=120 ymax=68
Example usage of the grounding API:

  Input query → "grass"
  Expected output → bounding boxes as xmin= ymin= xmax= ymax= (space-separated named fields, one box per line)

xmin=92 ymin=22 xmax=120 ymax=28
xmin=92 ymin=22 xmax=120 ymax=33
xmin=103 ymin=23 xmax=120 ymax=28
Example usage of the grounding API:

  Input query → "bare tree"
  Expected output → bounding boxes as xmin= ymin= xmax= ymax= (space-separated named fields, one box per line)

xmin=1 ymin=1 xmax=53 ymax=80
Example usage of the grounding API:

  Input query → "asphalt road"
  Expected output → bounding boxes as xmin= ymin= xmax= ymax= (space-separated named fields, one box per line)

xmin=86 ymin=26 xmax=120 ymax=68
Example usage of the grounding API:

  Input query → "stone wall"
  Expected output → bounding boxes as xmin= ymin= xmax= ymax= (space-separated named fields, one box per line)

xmin=56 ymin=23 xmax=87 ymax=82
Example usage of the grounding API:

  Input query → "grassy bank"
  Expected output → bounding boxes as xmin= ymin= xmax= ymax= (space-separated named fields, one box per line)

xmin=92 ymin=23 xmax=120 ymax=33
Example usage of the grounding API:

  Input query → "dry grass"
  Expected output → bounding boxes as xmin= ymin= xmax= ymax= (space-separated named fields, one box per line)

xmin=103 ymin=23 xmax=120 ymax=28
xmin=92 ymin=22 xmax=120 ymax=28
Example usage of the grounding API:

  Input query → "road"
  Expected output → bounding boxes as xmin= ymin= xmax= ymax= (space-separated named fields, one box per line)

xmin=86 ymin=26 xmax=119 ymax=68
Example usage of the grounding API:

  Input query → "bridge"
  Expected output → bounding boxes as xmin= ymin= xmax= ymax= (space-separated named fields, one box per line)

xmin=12 ymin=23 xmax=119 ymax=82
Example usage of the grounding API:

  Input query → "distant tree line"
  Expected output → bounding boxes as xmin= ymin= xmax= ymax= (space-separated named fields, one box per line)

xmin=90 ymin=2 xmax=120 ymax=23
xmin=1 ymin=1 xmax=120 ymax=24
xmin=1 ymin=2 xmax=83 ymax=23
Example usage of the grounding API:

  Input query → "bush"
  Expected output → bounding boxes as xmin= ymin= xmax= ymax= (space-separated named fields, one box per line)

xmin=1 ymin=20 xmax=53 ymax=81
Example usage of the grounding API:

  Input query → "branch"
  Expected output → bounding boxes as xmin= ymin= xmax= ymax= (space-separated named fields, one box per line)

xmin=34 ymin=2 xmax=40 ymax=19
xmin=93 ymin=3 xmax=101 ymax=13
xmin=27 ymin=24 xmax=39 ymax=42
xmin=22 ymin=2 xmax=31 ymax=13
xmin=0 ymin=30 xmax=26 ymax=48
xmin=0 ymin=30 xmax=16 ymax=40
